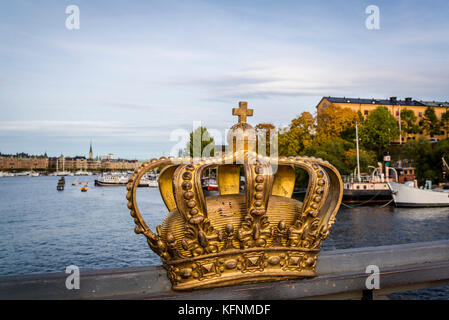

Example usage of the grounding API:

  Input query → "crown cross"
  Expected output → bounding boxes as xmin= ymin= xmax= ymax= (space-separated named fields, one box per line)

xmin=232 ymin=101 xmax=253 ymax=124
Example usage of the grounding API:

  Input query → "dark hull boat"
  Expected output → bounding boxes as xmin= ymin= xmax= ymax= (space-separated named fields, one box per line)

xmin=343 ymin=188 xmax=392 ymax=205
xmin=57 ymin=177 xmax=65 ymax=191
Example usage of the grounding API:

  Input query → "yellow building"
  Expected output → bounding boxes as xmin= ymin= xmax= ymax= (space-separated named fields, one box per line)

xmin=0 ymin=155 xmax=49 ymax=170
xmin=316 ymin=97 xmax=449 ymax=143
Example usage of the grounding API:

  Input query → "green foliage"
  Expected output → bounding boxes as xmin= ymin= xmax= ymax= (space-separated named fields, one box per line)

xmin=304 ymin=137 xmax=354 ymax=175
xmin=403 ymin=137 xmax=449 ymax=185
xmin=277 ymin=108 xmax=380 ymax=175
xmin=359 ymin=106 xmax=399 ymax=159
xmin=440 ymin=110 xmax=449 ymax=138
xmin=185 ymin=126 xmax=215 ymax=157
xmin=400 ymin=108 xmax=419 ymax=137
xmin=344 ymin=148 xmax=378 ymax=174
xmin=423 ymin=106 xmax=441 ymax=136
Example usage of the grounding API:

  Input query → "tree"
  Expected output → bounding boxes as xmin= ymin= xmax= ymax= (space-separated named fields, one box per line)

xmin=359 ymin=106 xmax=399 ymax=160
xmin=185 ymin=126 xmax=215 ymax=158
xmin=316 ymin=105 xmax=359 ymax=143
xmin=403 ymin=137 xmax=439 ymax=185
xmin=304 ymin=137 xmax=354 ymax=175
xmin=441 ymin=109 xmax=449 ymax=138
xmin=344 ymin=148 xmax=377 ymax=174
xmin=423 ymin=106 xmax=441 ymax=137
xmin=278 ymin=112 xmax=315 ymax=157
xmin=400 ymin=108 xmax=419 ymax=141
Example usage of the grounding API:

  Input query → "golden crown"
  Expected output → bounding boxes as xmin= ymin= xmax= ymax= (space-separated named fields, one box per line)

xmin=126 ymin=102 xmax=343 ymax=290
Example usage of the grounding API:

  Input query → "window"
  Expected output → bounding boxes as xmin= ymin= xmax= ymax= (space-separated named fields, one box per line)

xmin=364 ymin=110 xmax=368 ymax=115
xmin=441 ymin=131 xmax=445 ymax=135
xmin=419 ymin=112 xmax=423 ymax=117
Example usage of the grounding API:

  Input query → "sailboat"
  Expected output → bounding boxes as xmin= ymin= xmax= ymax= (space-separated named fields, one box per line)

xmin=342 ymin=123 xmax=394 ymax=205
xmin=57 ymin=156 xmax=71 ymax=176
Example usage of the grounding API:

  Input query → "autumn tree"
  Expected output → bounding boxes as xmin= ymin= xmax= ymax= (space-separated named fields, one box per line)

xmin=315 ymin=105 xmax=359 ymax=143
xmin=359 ymin=106 xmax=399 ymax=160
xmin=278 ymin=112 xmax=315 ymax=157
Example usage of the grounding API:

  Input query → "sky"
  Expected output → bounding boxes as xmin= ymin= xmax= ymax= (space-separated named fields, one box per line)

xmin=1 ymin=0 xmax=449 ymax=159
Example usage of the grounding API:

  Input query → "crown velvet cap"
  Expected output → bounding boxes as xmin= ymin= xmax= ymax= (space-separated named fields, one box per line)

xmin=126 ymin=102 xmax=343 ymax=290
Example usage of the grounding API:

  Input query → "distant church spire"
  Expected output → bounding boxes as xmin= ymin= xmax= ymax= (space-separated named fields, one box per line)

xmin=89 ymin=140 xmax=93 ymax=160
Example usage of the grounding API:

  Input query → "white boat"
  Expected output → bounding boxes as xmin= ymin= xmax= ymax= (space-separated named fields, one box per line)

xmin=30 ymin=171 xmax=40 ymax=177
xmin=142 ymin=173 xmax=158 ymax=187
xmin=387 ymin=181 xmax=449 ymax=207
xmin=95 ymin=172 xmax=158 ymax=187
xmin=14 ymin=171 xmax=30 ymax=177
xmin=95 ymin=174 xmax=129 ymax=186
xmin=77 ymin=171 xmax=92 ymax=176
xmin=57 ymin=171 xmax=71 ymax=176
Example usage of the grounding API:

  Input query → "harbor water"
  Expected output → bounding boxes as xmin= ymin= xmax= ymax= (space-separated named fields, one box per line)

xmin=0 ymin=175 xmax=448 ymax=299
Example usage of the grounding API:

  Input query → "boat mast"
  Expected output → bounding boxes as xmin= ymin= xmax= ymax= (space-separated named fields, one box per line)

xmin=356 ymin=122 xmax=361 ymax=182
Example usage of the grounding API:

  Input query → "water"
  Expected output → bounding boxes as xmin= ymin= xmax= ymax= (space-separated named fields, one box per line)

xmin=0 ymin=176 xmax=448 ymax=299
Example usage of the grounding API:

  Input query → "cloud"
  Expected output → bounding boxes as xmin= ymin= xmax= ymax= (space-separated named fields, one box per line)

xmin=0 ymin=120 xmax=171 ymax=139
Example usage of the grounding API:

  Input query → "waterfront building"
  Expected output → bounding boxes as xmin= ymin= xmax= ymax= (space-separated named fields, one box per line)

xmin=100 ymin=159 xmax=140 ymax=170
xmin=316 ymin=97 xmax=449 ymax=143
xmin=0 ymin=154 xmax=48 ymax=170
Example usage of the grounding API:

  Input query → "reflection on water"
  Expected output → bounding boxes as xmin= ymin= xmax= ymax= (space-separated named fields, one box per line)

xmin=0 ymin=176 xmax=448 ymax=298
xmin=323 ymin=206 xmax=449 ymax=251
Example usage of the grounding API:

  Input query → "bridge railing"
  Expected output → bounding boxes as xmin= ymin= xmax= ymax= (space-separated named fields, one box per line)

xmin=1 ymin=240 xmax=448 ymax=299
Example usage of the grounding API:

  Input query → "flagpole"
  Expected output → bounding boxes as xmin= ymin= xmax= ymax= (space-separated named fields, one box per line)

xmin=398 ymin=105 xmax=402 ymax=144
xmin=356 ymin=122 xmax=361 ymax=182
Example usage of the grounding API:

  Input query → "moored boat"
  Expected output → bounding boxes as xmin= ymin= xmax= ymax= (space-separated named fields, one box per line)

xmin=57 ymin=177 xmax=65 ymax=191
xmin=202 ymin=177 xmax=218 ymax=191
xmin=94 ymin=173 xmax=158 ymax=187
xmin=387 ymin=181 xmax=449 ymax=207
